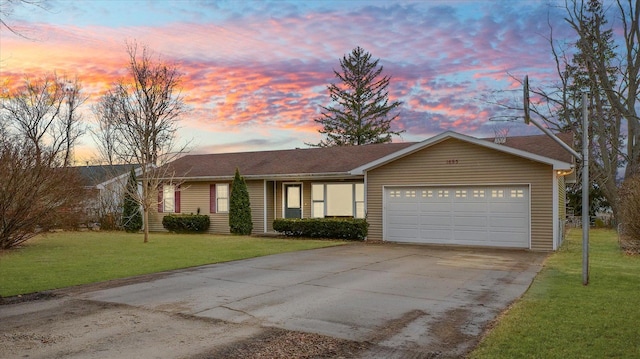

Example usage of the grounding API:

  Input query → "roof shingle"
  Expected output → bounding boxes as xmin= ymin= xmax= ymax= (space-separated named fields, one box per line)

xmin=165 ymin=132 xmax=575 ymax=179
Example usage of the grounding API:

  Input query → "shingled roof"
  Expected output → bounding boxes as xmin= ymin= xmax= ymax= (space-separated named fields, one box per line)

xmin=166 ymin=132 xmax=574 ymax=180
xmin=73 ymin=164 xmax=139 ymax=187
xmin=168 ymin=142 xmax=415 ymax=179
xmin=486 ymin=131 xmax=574 ymax=163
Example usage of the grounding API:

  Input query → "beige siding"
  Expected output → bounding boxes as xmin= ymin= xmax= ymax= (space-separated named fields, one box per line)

xmin=148 ymin=180 xmax=265 ymax=235
xmin=366 ymin=138 xmax=555 ymax=251
xmin=246 ymin=180 xmax=265 ymax=233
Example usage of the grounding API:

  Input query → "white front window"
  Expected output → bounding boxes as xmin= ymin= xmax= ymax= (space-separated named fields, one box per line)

xmin=217 ymin=184 xmax=229 ymax=213
xmin=163 ymin=184 xmax=175 ymax=212
xmin=312 ymin=183 xmax=365 ymax=218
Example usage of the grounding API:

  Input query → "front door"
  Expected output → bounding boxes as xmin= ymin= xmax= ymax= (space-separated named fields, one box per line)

xmin=285 ymin=184 xmax=302 ymax=218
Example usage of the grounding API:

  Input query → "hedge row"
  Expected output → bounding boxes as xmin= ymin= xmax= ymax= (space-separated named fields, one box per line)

xmin=162 ymin=214 xmax=210 ymax=233
xmin=273 ymin=218 xmax=368 ymax=240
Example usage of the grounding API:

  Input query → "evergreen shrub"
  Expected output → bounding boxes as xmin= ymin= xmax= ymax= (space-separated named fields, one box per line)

xmin=162 ymin=214 xmax=210 ymax=233
xmin=273 ymin=218 xmax=368 ymax=240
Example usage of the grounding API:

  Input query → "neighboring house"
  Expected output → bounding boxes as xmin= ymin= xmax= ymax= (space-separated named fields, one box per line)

xmin=74 ymin=164 xmax=141 ymax=223
xmin=149 ymin=131 xmax=575 ymax=251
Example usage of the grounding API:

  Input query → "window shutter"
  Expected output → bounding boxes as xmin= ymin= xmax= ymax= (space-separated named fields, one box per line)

xmin=158 ymin=184 xmax=163 ymax=212
xmin=175 ymin=186 xmax=181 ymax=213
xmin=210 ymin=184 xmax=216 ymax=213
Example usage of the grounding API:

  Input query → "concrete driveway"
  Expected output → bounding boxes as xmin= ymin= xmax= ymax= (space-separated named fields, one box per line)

xmin=76 ymin=243 xmax=546 ymax=357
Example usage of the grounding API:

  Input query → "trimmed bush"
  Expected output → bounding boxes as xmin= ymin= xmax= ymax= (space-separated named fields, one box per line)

xmin=273 ymin=218 xmax=368 ymax=240
xmin=162 ymin=214 xmax=210 ymax=233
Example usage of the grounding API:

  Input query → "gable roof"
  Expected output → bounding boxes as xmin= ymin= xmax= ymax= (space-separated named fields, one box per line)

xmin=74 ymin=164 xmax=139 ymax=187
xmin=167 ymin=142 xmax=415 ymax=180
xmin=164 ymin=131 xmax=575 ymax=180
xmin=351 ymin=131 xmax=574 ymax=174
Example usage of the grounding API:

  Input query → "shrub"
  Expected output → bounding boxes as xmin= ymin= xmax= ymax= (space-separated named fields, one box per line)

xmin=162 ymin=214 xmax=210 ymax=233
xmin=273 ymin=218 xmax=368 ymax=240
xmin=619 ymin=175 xmax=640 ymax=242
xmin=229 ymin=168 xmax=253 ymax=235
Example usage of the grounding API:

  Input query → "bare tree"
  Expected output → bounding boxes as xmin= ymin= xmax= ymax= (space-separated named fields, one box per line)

xmin=92 ymin=95 xmax=120 ymax=166
xmin=564 ymin=0 xmax=640 ymax=179
xmin=94 ymin=42 xmax=188 ymax=243
xmin=0 ymin=75 xmax=86 ymax=249
xmin=0 ymin=139 xmax=84 ymax=249
xmin=483 ymin=0 xmax=638 ymax=219
xmin=0 ymin=0 xmax=46 ymax=38
xmin=0 ymin=74 xmax=86 ymax=166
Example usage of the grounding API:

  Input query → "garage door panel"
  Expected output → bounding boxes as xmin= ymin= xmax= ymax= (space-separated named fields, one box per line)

xmin=420 ymin=215 xmax=451 ymax=226
xmin=388 ymin=215 xmax=419 ymax=225
xmin=419 ymin=229 xmax=452 ymax=242
xmin=389 ymin=202 xmax=419 ymax=211
xmin=454 ymin=230 xmax=489 ymax=241
xmin=453 ymin=216 xmax=488 ymax=227
xmin=452 ymin=202 xmax=486 ymax=211
xmin=385 ymin=186 xmax=529 ymax=248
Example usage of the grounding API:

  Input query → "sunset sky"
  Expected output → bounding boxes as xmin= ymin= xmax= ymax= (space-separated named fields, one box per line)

xmin=1 ymin=0 xmax=583 ymax=163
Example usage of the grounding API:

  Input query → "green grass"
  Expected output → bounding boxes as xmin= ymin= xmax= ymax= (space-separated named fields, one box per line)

xmin=470 ymin=229 xmax=640 ymax=359
xmin=0 ymin=231 xmax=345 ymax=297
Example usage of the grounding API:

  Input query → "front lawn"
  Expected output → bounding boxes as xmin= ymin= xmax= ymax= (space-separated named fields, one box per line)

xmin=0 ymin=231 xmax=344 ymax=297
xmin=470 ymin=229 xmax=640 ymax=358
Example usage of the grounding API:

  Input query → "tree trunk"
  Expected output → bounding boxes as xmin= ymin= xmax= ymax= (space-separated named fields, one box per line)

xmin=143 ymin=207 xmax=149 ymax=243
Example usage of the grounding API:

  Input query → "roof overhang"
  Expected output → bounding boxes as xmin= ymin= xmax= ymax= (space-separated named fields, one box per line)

xmin=166 ymin=172 xmax=363 ymax=182
xmin=350 ymin=131 xmax=574 ymax=174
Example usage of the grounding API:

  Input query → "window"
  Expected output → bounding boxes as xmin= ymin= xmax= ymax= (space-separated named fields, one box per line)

xmin=389 ymin=190 xmax=401 ymax=198
xmin=405 ymin=190 xmax=416 ymax=198
xmin=355 ymin=183 xmax=365 ymax=218
xmin=312 ymin=183 xmax=365 ymax=218
xmin=492 ymin=189 xmax=504 ymax=198
xmin=312 ymin=184 xmax=324 ymax=218
xmin=326 ymin=184 xmax=353 ymax=216
xmin=422 ymin=190 xmax=433 ymax=198
xmin=158 ymin=184 xmax=180 ymax=213
xmin=438 ymin=190 xmax=449 ymax=198
xmin=455 ymin=190 xmax=466 ymax=198
xmin=473 ymin=190 xmax=485 ymax=198
xmin=511 ymin=189 xmax=524 ymax=198
xmin=216 ymin=184 xmax=229 ymax=213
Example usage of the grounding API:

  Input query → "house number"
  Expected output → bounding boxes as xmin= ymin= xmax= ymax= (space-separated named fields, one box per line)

xmin=446 ymin=159 xmax=459 ymax=164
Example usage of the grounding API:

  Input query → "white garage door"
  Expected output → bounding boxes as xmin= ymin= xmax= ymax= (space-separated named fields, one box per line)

xmin=384 ymin=186 xmax=529 ymax=248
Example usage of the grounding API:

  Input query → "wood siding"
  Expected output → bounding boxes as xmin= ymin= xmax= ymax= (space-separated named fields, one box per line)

xmin=366 ymin=138 xmax=555 ymax=251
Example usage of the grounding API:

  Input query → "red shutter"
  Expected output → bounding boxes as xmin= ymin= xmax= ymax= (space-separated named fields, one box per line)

xmin=175 ymin=186 xmax=181 ymax=213
xmin=210 ymin=184 xmax=216 ymax=213
xmin=158 ymin=184 xmax=163 ymax=212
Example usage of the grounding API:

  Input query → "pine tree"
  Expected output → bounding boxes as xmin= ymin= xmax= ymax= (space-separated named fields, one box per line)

xmin=229 ymin=168 xmax=253 ymax=235
xmin=122 ymin=168 xmax=143 ymax=232
xmin=310 ymin=46 xmax=403 ymax=147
